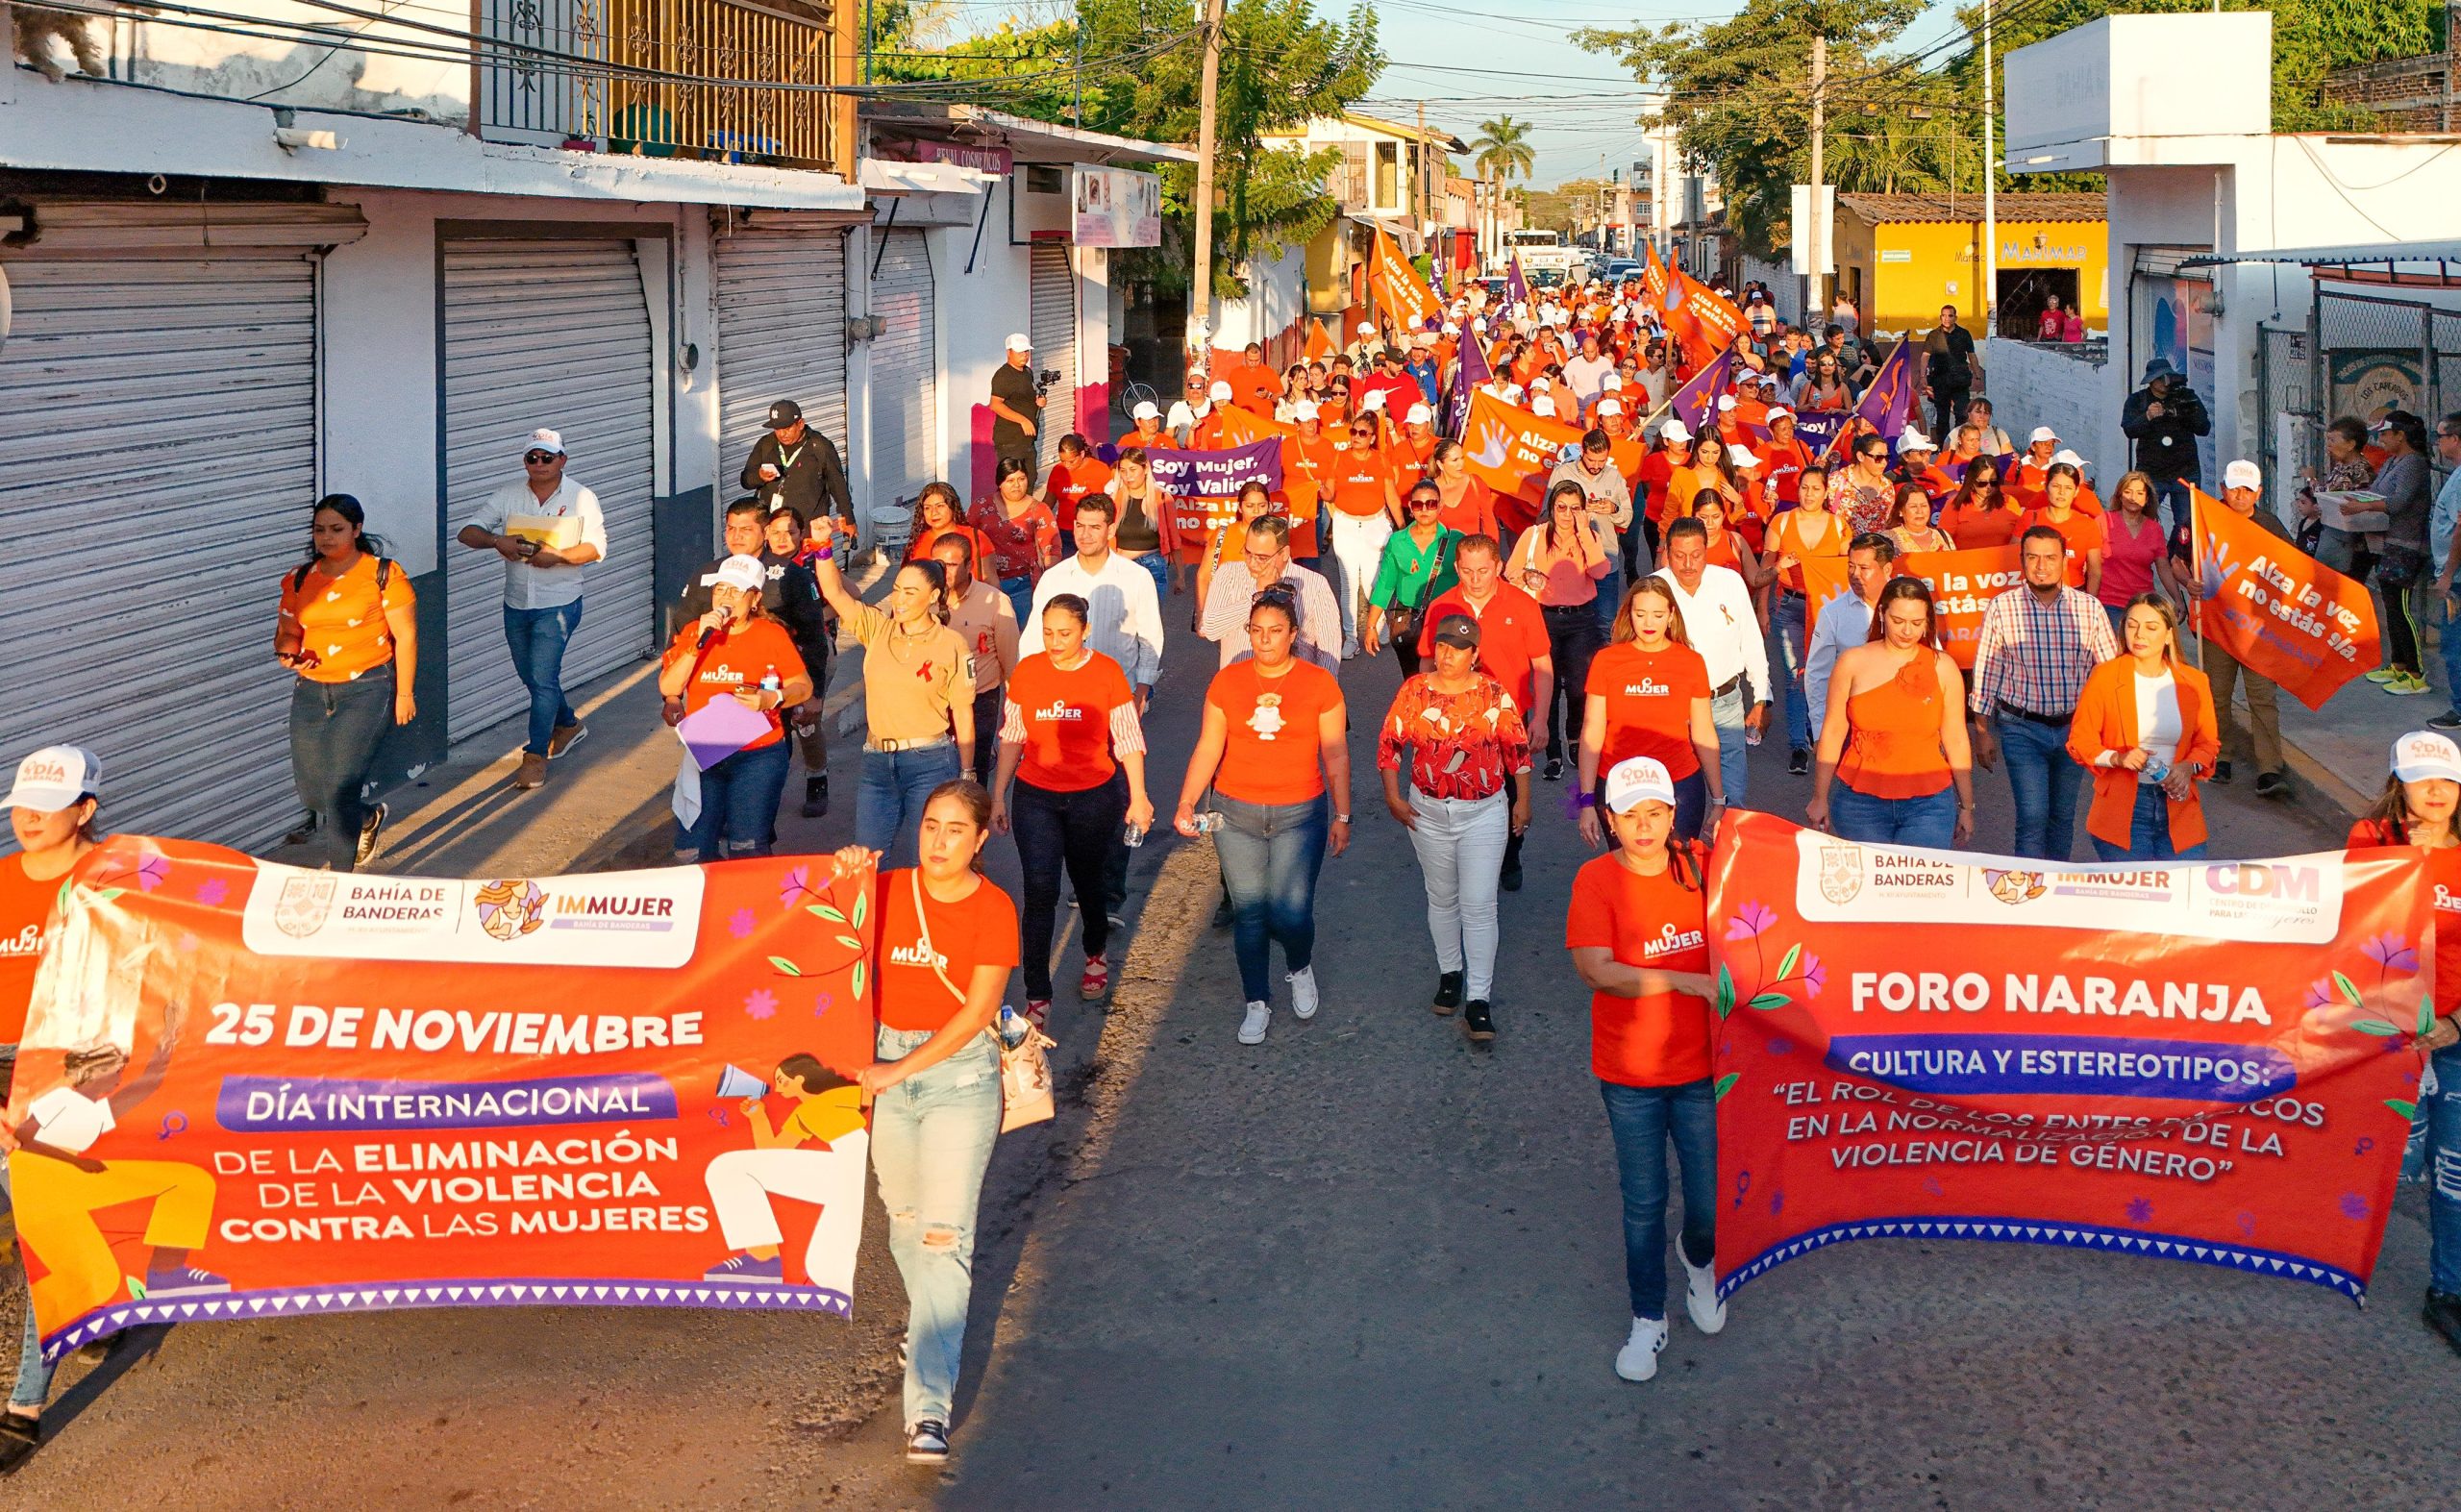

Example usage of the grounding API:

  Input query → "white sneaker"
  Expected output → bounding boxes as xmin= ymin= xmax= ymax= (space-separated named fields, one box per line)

xmin=1287 ymin=966 xmax=1320 ymax=1020
xmin=1682 ymin=1252 xmax=1728 ymax=1335
xmin=1237 ymin=1001 xmax=1271 ymax=1045
xmin=1614 ymin=1315 xmax=1667 ymax=1381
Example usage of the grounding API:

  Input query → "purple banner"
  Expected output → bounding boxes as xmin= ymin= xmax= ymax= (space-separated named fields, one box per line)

xmin=216 ymin=1074 xmax=680 ymax=1132
xmin=1671 ymin=350 xmax=1734 ymax=434
xmin=1146 ymin=438 xmax=1283 ymax=497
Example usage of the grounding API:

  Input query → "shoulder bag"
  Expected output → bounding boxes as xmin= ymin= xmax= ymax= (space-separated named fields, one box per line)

xmin=911 ymin=869 xmax=1054 ymax=1132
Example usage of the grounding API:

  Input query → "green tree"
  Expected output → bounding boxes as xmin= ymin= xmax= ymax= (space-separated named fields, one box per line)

xmin=1469 ymin=115 xmax=1535 ymax=243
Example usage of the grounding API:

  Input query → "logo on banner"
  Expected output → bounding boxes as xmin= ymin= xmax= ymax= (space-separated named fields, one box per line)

xmin=1983 ymin=869 xmax=2049 ymax=906
xmin=475 ymin=880 xmax=548 ymax=942
xmin=273 ymin=876 xmax=336 ymax=939
xmin=1817 ymin=844 xmax=1862 ymax=905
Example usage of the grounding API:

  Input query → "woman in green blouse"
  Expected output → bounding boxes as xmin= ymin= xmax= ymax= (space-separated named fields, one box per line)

xmin=1361 ymin=478 xmax=1460 ymax=676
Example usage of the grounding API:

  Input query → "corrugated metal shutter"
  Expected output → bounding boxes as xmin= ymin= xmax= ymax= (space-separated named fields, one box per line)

xmin=0 ymin=244 xmax=319 ymax=851
xmin=441 ymin=240 xmax=658 ymax=743
xmin=715 ymin=225 xmax=849 ymax=508
xmin=1030 ymin=240 xmax=1077 ymax=475
xmin=867 ymin=230 xmax=936 ymax=549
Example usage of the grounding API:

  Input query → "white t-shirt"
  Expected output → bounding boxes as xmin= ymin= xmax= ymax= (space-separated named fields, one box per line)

xmin=29 ymin=1083 xmax=114 ymax=1154
xmin=2133 ymin=669 xmax=2181 ymax=782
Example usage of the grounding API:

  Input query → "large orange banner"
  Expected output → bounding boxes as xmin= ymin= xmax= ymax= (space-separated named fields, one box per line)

xmin=8 ymin=838 xmax=880 ymax=1358
xmin=2191 ymin=488 xmax=2384 ymax=709
xmin=1897 ymin=545 xmax=2023 ymax=669
xmin=1706 ymin=812 xmax=2429 ymax=1303
xmin=1463 ymin=389 xmax=1580 ymax=525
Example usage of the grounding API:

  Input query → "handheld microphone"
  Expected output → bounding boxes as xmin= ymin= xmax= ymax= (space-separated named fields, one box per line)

xmin=697 ymin=620 xmax=721 ymax=652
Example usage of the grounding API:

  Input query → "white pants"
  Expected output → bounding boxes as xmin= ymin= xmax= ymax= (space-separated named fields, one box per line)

xmin=704 ymin=1132 xmax=869 ymax=1297
xmin=1328 ymin=512 xmax=1393 ymax=652
xmin=1406 ymin=788 xmax=1509 ymax=1000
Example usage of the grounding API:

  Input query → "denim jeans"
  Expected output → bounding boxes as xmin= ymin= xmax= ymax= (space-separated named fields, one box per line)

xmin=677 ymin=739 xmax=791 ymax=861
xmin=287 ymin=663 xmax=395 ymax=872
xmin=2152 ymin=476 xmax=2193 ymax=535
xmin=1212 ymin=792 xmax=1329 ymax=1004
xmin=2443 ymin=599 xmax=2461 ymax=721
xmin=1012 ymin=773 xmax=1127 ymax=1002
xmin=1710 ymin=682 xmax=1749 ymax=809
xmin=869 ymin=1024 xmax=1002 ymax=1430
xmin=998 ymin=575 xmax=1035 ymax=631
xmin=1776 ymin=591 xmax=1811 ymax=753
xmin=1996 ymin=713 xmax=2085 ymax=861
xmin=503 ymin=599 xmax=583 ymax=756
xmin=2089 ymin=784 xmax=2209 ymax=862
xmin=1405 ymin=789 xmax=1508 ymax=1000
xmin=1600 ymin=1077 xmax=1718 ymax=1321
xmin=1830 ymin=782 xmax=1957 ymax=848
xmin=1541 ymin=605 xmax=1604 ymax=762
xmin=2426 ymin=1044 xmax=2461 ymax=1295
xmin=1591 ymin=558 xmax=1625 ymax=640
xmin=0 ymin=1108 xmax=57 ymax=1413
xmin=857 ymin=741 xmax=961 ymax=868
xmin=1131 ymin=550 xmax=1170 ymax=604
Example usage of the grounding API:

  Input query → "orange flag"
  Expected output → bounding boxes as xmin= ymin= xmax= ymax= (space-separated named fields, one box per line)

xmin=1304 ymin=319 xmax=1336 ymax=363
xmin=1640 ymin=241 xmax=1670 ymax=310
xmin=1665 ymin=267 xmax=1745 ymax=356
xmin=1464 ymin=389 xmax=1581 ymax=523
xmin=1369 ymin=229 xmax=1442 ymax=336
xmin=2190 ymin=487 xmax=2383 ymax=709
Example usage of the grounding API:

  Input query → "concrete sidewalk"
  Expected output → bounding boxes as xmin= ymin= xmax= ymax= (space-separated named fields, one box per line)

xmin=2267 ymin=619 xmax=2448 ymax=821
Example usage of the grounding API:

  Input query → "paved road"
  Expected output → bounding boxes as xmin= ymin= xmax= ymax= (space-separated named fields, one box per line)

xmin=8 ymin=593 xmax=2458 ymax=1508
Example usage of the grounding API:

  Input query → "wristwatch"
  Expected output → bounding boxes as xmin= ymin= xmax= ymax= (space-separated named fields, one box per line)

xmin=1334 ymin=813 xmax=1352 ymax=824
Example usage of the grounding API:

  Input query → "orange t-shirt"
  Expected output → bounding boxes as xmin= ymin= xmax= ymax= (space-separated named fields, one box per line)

xmin=1938 ymin=502 xmax=2024 ymax=551
xmin=1046 ymin=458 xmax=1114 ymax=532
xmin=874 ymin=871 xmax=1021 ymax=1033
xmin=2349 ymin=821 xmax=2461 ymax=1012
xmin=1585 ymin=641 xmax=1710 ymax=780
xmin=1003 ymin=651 xmax=1138 ymax=793
xmin=0 ymin=852 xmax=79 ymax=1045
xmin=1565 ymin=850 xmax=1713 ymax=1086
xmin=907 ymin=522 xmax=997 ymax=565
xmin=1206 ymin=658 xmax=1344 ymax=806
xmin=277 ymin=555 xmax=414 ymax=683
xmin=2020 ymin=508 xmax=2103 ymax=587
xmin=661 ymin=617 xmax=809 ymax=751
xmin=1330 ymin=446 xmax=1395 ymax=519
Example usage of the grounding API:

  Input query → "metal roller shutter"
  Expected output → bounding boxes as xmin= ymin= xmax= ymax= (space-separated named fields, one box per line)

xmin=867 ymin=230 xmax=936 ymax=550
xmin=1030 ymin=241 xmax=1077 ymax=475
xmin=715 ymin=226 xmax=849 ymax=506
xmin=0 ymin=247 xmax=319 ymax=850
xmin=441 ymin=240 xmax=659 ymax=743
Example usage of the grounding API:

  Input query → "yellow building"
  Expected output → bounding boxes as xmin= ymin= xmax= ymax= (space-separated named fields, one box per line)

xmin=1832 ymin=192 xmax=2107 ymax=340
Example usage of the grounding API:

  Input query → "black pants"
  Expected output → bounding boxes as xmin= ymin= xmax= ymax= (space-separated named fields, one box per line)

xmin=1931 ymin=385 xmax=1969 ymax=446
xmin=1390 ymin=625 xmax=1423 ymax=679
xmin=1541 ymin=603 xmax=1604 ymax=761
xmin=971 ymin=686 xmax=1001 ymax=784
xmin=1014 ymin=772 xmax=1128 ymax=1001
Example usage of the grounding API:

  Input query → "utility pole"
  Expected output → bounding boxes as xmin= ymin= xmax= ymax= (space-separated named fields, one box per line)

xmin=1417 ymin=100 xmax=1430 ymax=273
xmin=1188 ymin=0 xmax=1228 ymax=349
xmin=1981 ymin=0 xmax=1999 ymax=340
xmin=1805 ymin=31 xmax=1827 ymax=329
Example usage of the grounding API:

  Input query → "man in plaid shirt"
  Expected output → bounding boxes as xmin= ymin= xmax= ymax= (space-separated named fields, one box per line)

xmin=1967 ymin=524 xmax=2120 ymax=860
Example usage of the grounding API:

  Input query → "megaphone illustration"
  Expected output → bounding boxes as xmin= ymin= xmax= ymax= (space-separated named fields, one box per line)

xmin=715 ymin=1064 xmax=767 ymax=1100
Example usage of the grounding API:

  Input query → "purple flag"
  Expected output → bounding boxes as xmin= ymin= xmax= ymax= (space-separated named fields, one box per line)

xmin=1785 ymin=412 xmax=1848 ymax=458
xmin=1144 ymin=438 xmax=1283 ymax=497
xmin=1854 ymin=338 xmax=1921 ymax=447
xmin=1669 ymin=350 xmax=1734 ymax=434
xmin=1506 ymin=257 xmax=1530 ymax=307
xmin=1448 ymin=322 xmax=1493 ymax=437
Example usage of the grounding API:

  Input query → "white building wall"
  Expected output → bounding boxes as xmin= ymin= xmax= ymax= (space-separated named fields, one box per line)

xmin=1215 ymin=243 xmax=1308 ymax=352
xmin=1984 ymin=338 xmax=2124 ymax=485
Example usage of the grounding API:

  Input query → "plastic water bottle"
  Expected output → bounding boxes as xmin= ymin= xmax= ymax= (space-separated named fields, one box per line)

xmin=996 ymin=1005 xmax=1030 ymax=1050
xmin=1191 ymin=811 xmax=1226 ymax=835
xmin=1124 ymin=822 xmax=1147 ymax=849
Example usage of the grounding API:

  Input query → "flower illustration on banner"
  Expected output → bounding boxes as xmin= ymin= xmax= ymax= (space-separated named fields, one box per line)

xmin=2362 ymin=931 xmax=2420 ymax=975
xmin=779 ymin=864 xmax=818 ymax=912
xmin=728 ymin=907 xmax=757 ymax=940
xmin=743 ymin=988 xmax=778 ymax=1021
xmin=1710 ymin=900 xmax=1825 ymax=1103
xmin=194 ymin=877 xmax=228 ymax=907
xmin=2337 ymin=1192 xmax=2371 ymax=1221
xmin=2302 ymin=977 xmax=2336 ymax=1012
xmin=134 ymin=852 xmax=169 ymax=892
xmin=1726 ymin=901 xmax=1777 ymax=942
xmin=813 ymin=990 xmax=835 ymax=1019
xmin=2125 ymin=1197 xmax=2154 ymax=1224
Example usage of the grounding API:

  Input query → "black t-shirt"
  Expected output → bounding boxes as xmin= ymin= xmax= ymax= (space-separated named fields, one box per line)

xmin=1924 ymin=325 xmax=1975 ymax=388
xmin=989 ymin=362 xmax=1040 ymax=456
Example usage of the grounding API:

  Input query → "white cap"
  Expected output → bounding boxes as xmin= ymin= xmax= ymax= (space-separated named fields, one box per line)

xmin=522 ymin=427 xmax=564 ymax=458
xmin=1603 ymin=756 xmax=1678 ymax=814
xmin=1355 ymin=321 xmax=1375 ymax=336
xmin=1765 ymin=407 xmax=1793 ymax=425
xmin=1209 ymin=380 xmax=1234 ymax=403
xmin=1602 ymin=374 xmax=1623 ymax=391
xmin=2395 ymin=730 xmax=2461 ymax=783
xmin=1361 ymin=389 xmax=1388 ymax=412
xmin=1899 ymin=434 xmax=1937 ymax=455
xmin=1131 ymin=400 xmax=1161 ymax=421
xmin=1612 ymin=304 xmax=1630 ymax=320
xmin=2051 ymin=448 xmax=2089 ymax=469
xmin=1472 ymin=317 xmax=1488 ymax=335
xmin=1715 ymin=394 xmax=1736 ymax=412
xmin=701 ymin=554 xmax=768 ymax=594
xmin=1597 ymin=397 xmax=1625 ymax=417
xmin=1293 ymin=399 xmax=1321 ymax=420
xmin=1660 ymin=418 xmax=1694 ymax=443
xmin=1442 ymin=321 xmax=1460 ymax=335
xmin=1005 ymin=333 xmax=1032 ymax=353
xmin=1531 ymin=396 xmax=1556 ymax=417
xmin=1405 ymin=403 xmax=1432 ymax=425
xmin=2223 ymin=459 xmax=2263 ymax=491
xmin=6 ymin=745 xmax=100 ymax=812
xmin=2027 ymin=425 xmax=2060 ymax=445
xmin=1728 ymin=446 xmax=1760 ymax=470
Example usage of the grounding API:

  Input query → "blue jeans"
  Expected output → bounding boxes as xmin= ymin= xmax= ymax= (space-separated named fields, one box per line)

xmin=869 ymin=1024 xmax=1002 ymax=1429
xmin=1600 ymin=1078 xmax=1718 ymax=1321
xmin=1131 ymin=550 xmax=1170 ymax=603
xmin=1212 ymin=792 xmax=1329 ymax=1004
xmin=1830 ymin=782 xmax=1957 ymax=848
xmin=2090 ymin=784 xmax=2209 ymax=861
xmin=0 ymin=1149 xmax=55 ymax=1412
xmin=287 ymin=663 xmax=395 ymax=871
xmin=503 ymin=599 xmax=583 ymax=756
xmin=1710 ymin=682 xmax=1749 ymax=809
xmin=677 ymin=739 xmax=791 ymax=861
xmin=2426 ymin=1045 xmax=2461 ymax=1295
xmin=2153 ymin=476 xmax=2194 ymax=534
xmin=1777 ymin=592 xmax=1811 ymax=753
xmin=1592 ymin=558 xmax=1625 ymax=640
xmin=857 ymin=741 xmax=962 ymax=869
xmin=1997 ymin=713 xmax=2085 ymax=861
xmin=998 ymin=575 xmax=1035 ymax=630
xmin=2445 ymin=598 xmax=2461 ymax=720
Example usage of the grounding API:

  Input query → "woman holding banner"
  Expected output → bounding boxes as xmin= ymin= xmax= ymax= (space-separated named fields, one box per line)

xmin=1100 ymin=447 xmax=1177 ymax=602
xmin=1808 ymin=578 xmax=1975 ymax=849
xmin=2067 ymin=595 xmax=2219 ymax=862
xmin=658 ymin=556 xmax=813 ymax=861
xmin=2347 ymin=730 xmax=2461 ymax=1352
xmin=1566 ymin=755 xmax=1726 ymax=1383
xmin=1579 ymin=578 xmax=1722 ymax=845
xmin=1429 ymin=440 xmax=1503 ymax=542
xmin=1328 ymin=416 xmax=1405 ymax=657
xmin=829 ymin=781 xmax=1015 ymax=1465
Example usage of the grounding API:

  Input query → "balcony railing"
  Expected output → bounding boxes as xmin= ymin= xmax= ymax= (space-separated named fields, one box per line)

xmin=479 ymin=0 xmax=847 ymax=173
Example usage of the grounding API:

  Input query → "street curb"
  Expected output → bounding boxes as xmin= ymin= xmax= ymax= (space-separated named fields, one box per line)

xmin=2276 ymin=731 xmax=2373 ymax=823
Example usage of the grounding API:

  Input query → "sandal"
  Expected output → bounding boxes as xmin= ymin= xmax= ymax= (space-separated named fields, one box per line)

xmin=0 ymin=1412 xmax=39 ymax=1476
xmin=1079 ymin=954 xmax=1110 ymax=1001
xmin=1024 ymin=999 xmax=1051 ymax=1030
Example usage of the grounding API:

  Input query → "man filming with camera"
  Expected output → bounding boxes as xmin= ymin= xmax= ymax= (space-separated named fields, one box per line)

xmin=990 ymin=333 xmax=1047 ymax=471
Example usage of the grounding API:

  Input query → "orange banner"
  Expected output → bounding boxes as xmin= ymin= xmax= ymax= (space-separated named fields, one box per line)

xmin=2191 ymin=488 xmax=2384 ymax=710
xmin=1463 ymin=389 xmax=1580 ymax=517
xmin=1666 ymin=267 xmax=1745 ymax=356
xmin=9 ymin=839 xmax=881 ymax=1358
xmin=1706 ymin=810 xmax=2428 ymax=1305
xmin=1895 ymin=544 xmax=2024 ymax=668
xmin=1369 ymin=229 xmax=1441 ymax=337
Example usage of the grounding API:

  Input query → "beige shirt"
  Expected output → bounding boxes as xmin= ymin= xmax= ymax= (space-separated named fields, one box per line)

xmin=945 ymin=579 xmax=1020 ymax=696
xmin=847 ymin=600 xmax=971 ymax=744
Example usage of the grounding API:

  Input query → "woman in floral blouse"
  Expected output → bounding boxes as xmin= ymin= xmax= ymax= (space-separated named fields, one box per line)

xmin=1378 ymin=611 xmax=1533 ymax=1042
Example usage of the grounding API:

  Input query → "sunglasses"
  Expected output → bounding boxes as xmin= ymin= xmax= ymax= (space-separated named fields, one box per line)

xmin=524 ymin=451 xmax=560 ymax=464
xmin=1408 ymin=495 xmax=1441 ymax=509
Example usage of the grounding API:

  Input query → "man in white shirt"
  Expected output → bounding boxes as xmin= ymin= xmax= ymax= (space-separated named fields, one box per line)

xmin=1652 ymin=517 xmax=1770 ymax=806
xmin=1020 ymin=494 xmax=1165 ymax=706
xmin=1164 ymin=370 xmax=1212 ymax=443
xmin=1197 ymin=515 xmax=1341 ymax=673
xmin=1562 ymin=332 xmax=1616 ymax=415
xmin=1803 ymin=533 xmax=1897 ymax=751
xmin=457 ymin=426 xmax=608 ymax=790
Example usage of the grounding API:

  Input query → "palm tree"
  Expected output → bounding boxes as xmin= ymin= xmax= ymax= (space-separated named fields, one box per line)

xmin=1470 ymin=115 xmax=1534 ymax=267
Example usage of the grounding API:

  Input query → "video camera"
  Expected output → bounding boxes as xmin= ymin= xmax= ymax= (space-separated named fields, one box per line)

xmin=1032 ymin=367 xmax=1062 ymax=394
